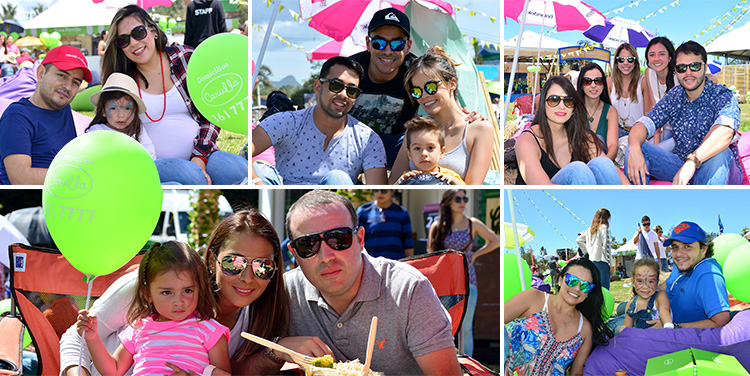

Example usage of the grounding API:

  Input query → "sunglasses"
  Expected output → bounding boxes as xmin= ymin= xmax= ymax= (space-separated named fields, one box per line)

xmin=615 ymin=56 xmax=636 ymax=64
xmin=675 ymin=62 xmax=703 ymax=73
xmin=371 ymin=189 xmax=390 ymax=194
xmin=454 ymin=196 xmax=469 ymax=203
xmin=410 ymin=80 xmax=440 ymax=99
xmin=220 ymin=255 xmax=277 ymax=280
xmin=564 ymin=272 xmax=595 ymax=294
xmin=545 ymin=95 xmax=575 ymax=109
xmin=291 ymin=227 xmax=359 ymax=259
xmin=582 ymin=77 xmax=603 ymax=86
xmin=642 ymin=222 xmax=650 ymax=226
xmin=319 ymin=78 xmax=362 ymax=99
xmin=115 ymin=25 xmax=149 ymax=49
xmin=370 ymin=38 xmax=406 ymax=52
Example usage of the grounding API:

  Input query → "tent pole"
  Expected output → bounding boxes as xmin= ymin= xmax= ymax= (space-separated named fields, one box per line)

xmin=502 ymin=0 xmax=531 ymax=129
xmin=251 ymin=0 xmax=282 ymax=103
xmin=507 ymin=189 xmax=527 ymax=293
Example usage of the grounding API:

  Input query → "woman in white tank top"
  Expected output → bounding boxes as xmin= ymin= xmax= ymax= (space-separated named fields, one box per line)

xmin=389 ymin=46 xmax=494 ymax=185
xmin=607 ymin=43 xmax=648 ymax=167
xmin=643 ymin=37 xmax=679 ymax=149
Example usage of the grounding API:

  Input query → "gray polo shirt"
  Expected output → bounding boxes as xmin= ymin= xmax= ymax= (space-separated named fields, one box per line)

xmin=285 ymin=251 xmax=454 ymax=375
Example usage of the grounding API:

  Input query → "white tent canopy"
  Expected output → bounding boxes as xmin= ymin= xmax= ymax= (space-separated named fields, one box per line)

xmin=23 ymin=0 xmax=119 ymax=36
xmin=503 ymin=30 xmax=570 ymax=58
xmin=705 ymin=21 xmax=750 ymax=61
xmin=613 ymin=241 xmax=636 ymax=256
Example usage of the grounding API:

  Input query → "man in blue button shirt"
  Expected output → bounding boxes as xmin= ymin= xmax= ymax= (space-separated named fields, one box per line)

xmin=625 ymin=41 xmax=741 ymax=185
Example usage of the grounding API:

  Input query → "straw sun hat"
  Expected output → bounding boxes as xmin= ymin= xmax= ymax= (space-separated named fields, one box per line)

xmin=90 ymin=72 xmax=147 ymax=114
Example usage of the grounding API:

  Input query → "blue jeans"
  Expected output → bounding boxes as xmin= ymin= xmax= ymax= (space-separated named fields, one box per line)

xmin=660 ymin=258 xmax=669 ymax=272
xmin=252 ymin=161 xmax=354 ymax=185
xmin=156 ymin=151 xmax=248 ymax=185
xmin=593 ymin=261 xmax=611 ymax=290
xmin=378 ymin=132 xmax=404 ymax=169
xmin=550 ymin=156 xmax=621 ymax=185
xmin=625 ymin=141 xmax=741 ymax=185
xmin=462 ymin=283 xmax=478 ymax=356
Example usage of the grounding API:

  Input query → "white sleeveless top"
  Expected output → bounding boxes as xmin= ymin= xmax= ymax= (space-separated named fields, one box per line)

xmin=646 ymin=68 xmax=679 ymax=104
xmin=610 ymin=77 xmax=644 ymax=132
xmin=139 ymin=86 xmax=199 ymax=160
xmin=544 ymin=293 xmax=583 ymax=332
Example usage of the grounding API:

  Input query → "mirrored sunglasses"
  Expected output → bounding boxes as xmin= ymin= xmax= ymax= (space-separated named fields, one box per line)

xmin=675 ymin=62 xmax=703 ymax=73
xmin=545 ymin=95 xmax=575 ymax=109
xmin=564 ymin=272 xmax=595 ymax=294
xmin=319 ymin=78 xmax=361 ymax=99
xmin=220 ymin=255 xmax=276 ymax=280
xmin=410 ymin=80 xmax=440 ymax=99
xmin=115 ymin=25 xmax=149 ymax=49
xmin=615 ymin=56 xmax=636 ymax=64
xmin=370 ymin=38 xmax=406 ymax=52
xmin=582 ymin=77 xmax=603 ymax=86
xmin=291 ymin=227 xmax=358 ymax=259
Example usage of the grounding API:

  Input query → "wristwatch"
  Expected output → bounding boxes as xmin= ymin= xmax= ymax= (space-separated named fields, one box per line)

xmin=674 ymin=322 xmax=682 ymax=329
xmin=685 ymin=153 xmax=702 ymax=169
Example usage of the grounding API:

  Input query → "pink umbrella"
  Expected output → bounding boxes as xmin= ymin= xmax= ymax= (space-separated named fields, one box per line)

xmin=307 ymin=36 xmax=366 ymax=61
xmin=93 ymin=0 xmax=173 ymax=9
xmin=504 ymin=0 xmax=605 ymax=32
xmin=299 ymin=0 xmax=454 ymax=46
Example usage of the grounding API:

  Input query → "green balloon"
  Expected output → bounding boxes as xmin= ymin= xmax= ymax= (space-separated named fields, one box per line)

xmin=187 ymin=33 xmax=248 ymax=134
xmin=558 ymin=260 xmax=566 ymax=267
xmin=50 ymin=31 xmax=61 ymax=41
xmin=723 ymin=243 xmax=750 ymax=302
xmin=0 ymin=299 xmax=32 ymax=348
xmin=42 ymin=131 xmax=162 ymax=276
xmin=504 ymin=253 xmax=532 ymax=302
xmin=70 ymin=85 xmax=101 ymax=112
xmin=158 ymin=18 xmax=168 ymax=30
xmin=711 ymin=233 xmax=747 ymax=268
xmin=601 ymin=288 xmax=614 ymax=321
xmin=168 ymin=19 xmax=177 ymax=29
xmin=39 ymin=32 xmax=50 ymax=46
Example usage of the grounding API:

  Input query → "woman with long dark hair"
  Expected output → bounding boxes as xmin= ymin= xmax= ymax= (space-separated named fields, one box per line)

xmin=101 ymin=5 xmax=247 ymax=185
xmin=515 ymin=75 xmax=625 ymax=185
xmin=577 ymin=63 xmax=619 ymax=161
xmin=427 ymin=189 xmax=500 ymax=357
xmin=643 ymin=37 xmax=678 ymax=149
xmin=576 ymin=208 xmax=614 ymax=290
xmin=505 ymin=258 xmax=613 ymax=376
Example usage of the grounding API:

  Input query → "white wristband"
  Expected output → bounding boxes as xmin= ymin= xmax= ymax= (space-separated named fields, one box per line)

xmin=663 ymin=322 xmax=674 ymax=329
xmin=203 ymin=365 xmax=216 ymax=376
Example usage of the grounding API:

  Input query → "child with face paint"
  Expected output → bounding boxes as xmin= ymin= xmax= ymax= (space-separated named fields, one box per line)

xmin=86 ymin=72 xmax=156 ymax=160
xmin=619 ymin=257 xmax=673 ymax=331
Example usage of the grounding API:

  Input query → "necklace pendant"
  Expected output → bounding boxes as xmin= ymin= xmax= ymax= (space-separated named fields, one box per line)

xmin=588 ymin=117 xmax=594 ymax=123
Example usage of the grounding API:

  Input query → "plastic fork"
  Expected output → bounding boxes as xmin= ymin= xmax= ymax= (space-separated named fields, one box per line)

xmin=241 ymin=332 xmax=314 ymax=371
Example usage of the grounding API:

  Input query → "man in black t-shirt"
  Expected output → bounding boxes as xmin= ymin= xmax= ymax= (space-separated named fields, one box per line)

xmin=348 ymin=8 xmax=418 ymax=168
xmin=185 ymin=0 xmax=227 ymax=48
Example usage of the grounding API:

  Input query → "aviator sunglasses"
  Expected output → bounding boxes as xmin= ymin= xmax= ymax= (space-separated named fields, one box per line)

xmin=675 ymin=62 xmax=703 ymax=74
xmin=291 ymin=227 xmax=359 ymax=259
xmin=564 ymin=272 xmax=595 ymax=294
xmin=410 ymin=80 xmax=440 ymax=99
xmin=319 ymin=78 xmax=362 ymax=99
xmin=615 ymin=56 xmax=636 ymax=64
xmin=220 ymin=255 xmax=277 ymax=280
xmin=454 ymin=196 xmax=469 ymax=204
xmin=370 ymin=38 xmax=406 ymax=52
xmin=115 ymin=25 xmax=149 ymax=49
xmin=582 ymin=77 xmax=603 ymax=86
xmin=545 ymin=95 xmax=575 ymax=109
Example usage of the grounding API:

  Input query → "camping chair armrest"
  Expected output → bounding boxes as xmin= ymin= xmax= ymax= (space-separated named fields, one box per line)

xmin=0 ymin=316 xmax=24 ymax=375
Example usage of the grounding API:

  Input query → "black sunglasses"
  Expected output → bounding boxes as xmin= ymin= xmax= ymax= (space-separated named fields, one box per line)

xmin=319 ymin=78 xmax=362 ymax=99
xmin=372 ymin=189 xmax=390 ymax=194
xmin=545 ymin=95 xmax=575 ymax=109
xmin=615 ymin=56 xmax=636 ymax=64
xmin=370 ymin=37 xmax=406 ymax=52
xmin=582 ymin=77 xmax=603 ymax=86
xmin=454 ymin=196 xmax=469 ymax=203
xmin=291 ymin=227 xmax=359 ymax=259
xmin=220 ymin=255 xmax=277 ymax=280
xmin=675 ymin=62 xmax=703 ymax=73
xmin=115 ymin=25 xmax=149 ymax=49
xmin=410 ymin=80 xmax=440 ymax=99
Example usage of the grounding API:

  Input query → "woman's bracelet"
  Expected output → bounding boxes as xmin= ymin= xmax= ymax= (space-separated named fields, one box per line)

xmin=251 ymin=178 xmax=262 ymax=185
xmin=663 ymin=322 xmax=675 ymax=329
xmin=263 ymin=336 xmax=285 ymax=364
xmin=202 ymin=365 xmax=216 ymax=376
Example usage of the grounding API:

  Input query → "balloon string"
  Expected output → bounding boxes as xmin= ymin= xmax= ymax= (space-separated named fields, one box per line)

xmin=78 ymin=274 xmax=97 ymax=376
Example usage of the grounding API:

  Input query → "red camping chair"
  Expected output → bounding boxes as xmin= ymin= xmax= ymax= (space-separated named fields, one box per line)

xmin=0 ymin=244 xmax=144 ymax=375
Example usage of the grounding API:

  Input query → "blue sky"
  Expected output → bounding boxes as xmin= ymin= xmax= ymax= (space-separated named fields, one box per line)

xmin=504 ymin=188 xmax=750 ymax=257
xmin=253 ymin=0 xmax=501 ymax=83
xmin=504 ymin=0 xmax=750 ymax=58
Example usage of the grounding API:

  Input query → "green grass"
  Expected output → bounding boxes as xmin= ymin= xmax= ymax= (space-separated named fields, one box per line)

xmin=77 ymin=111 xmax=247 ymax=155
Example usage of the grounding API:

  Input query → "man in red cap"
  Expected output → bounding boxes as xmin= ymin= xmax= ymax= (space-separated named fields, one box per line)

xmin=0 ymin=45 xmax=92 ymax=185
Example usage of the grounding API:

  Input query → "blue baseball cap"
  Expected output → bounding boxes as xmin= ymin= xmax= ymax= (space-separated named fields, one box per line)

xmin=663 ymin=221 xmax=706 ymax=247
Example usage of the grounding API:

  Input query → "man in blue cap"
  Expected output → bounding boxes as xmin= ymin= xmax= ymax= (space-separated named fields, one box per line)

xmin=661 ymin=221 xmax=729 ymax=329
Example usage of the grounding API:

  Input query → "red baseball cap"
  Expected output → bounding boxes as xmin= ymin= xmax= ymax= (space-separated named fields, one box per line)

xmin=41 ymin=45 xmax=93 ymax=83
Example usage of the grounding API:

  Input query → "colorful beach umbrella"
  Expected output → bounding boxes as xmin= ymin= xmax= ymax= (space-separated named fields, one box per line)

xmin=504 ymin=222 xmax=535 ymax=249
xmin=708 ymin=59 xmax=723 ymax=75
xmin=306 ymin=36 xmax=366 ymax=61
xmin=299 ymin=0 xmax=454 ymax=46
xmin=93 ymin=0 xmax=172 ymax=9
xmin=504 ymin=0 xmax=606 ymax=32
xmin=583 ymin=16 xmax=654 ymax=49
xmin=14 ymin=36 xmax=43 ymax=48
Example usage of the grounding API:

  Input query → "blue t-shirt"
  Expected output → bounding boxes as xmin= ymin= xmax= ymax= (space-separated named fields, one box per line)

xmin=0 ymin=98 xmax=76 ymax=184
xmin=665 ymin=257 xmax=729 ymax=324
xmin=356 ymin=201 xmax=414 ymax=260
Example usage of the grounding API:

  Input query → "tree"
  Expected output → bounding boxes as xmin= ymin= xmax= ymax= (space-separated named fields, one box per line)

xmin=28 ymin=3 xmax=46 ymax=19
xmin=255 ymin=64 xmax=276 ymax=98
xmin=2 ymin=3 xmax=18 ymax=21
xmin=152 ymin=1 xmax=186 ymax=21
xmin=741 ymin=227 xmax=749 ymax=237
xmin=188 ymin=189 xmax=223 ymax=254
